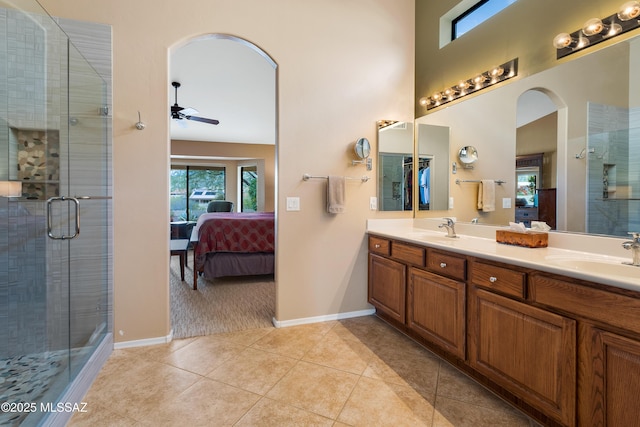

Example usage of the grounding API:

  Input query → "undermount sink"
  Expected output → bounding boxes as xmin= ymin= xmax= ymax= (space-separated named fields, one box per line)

xmin=544 ymin=256 xmax=640 ymax=279
xmin=406 ymin=232 xmax=461 ymax=244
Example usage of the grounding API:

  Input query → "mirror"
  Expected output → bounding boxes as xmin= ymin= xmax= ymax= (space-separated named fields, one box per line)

xmin=377 ymin=121 xmax=413 ymax=211
xmin=416 ymin=123 xmax=450 ymax=211
xmin=376 ymin=121 xmax=450 ymax=211
xmin=416 ymin=33 xmax=640 ymax=237
xmin=354 ymin=137 xmax=370 ymax=159
xmin=458 ymin=146 xmax=478 ymax=168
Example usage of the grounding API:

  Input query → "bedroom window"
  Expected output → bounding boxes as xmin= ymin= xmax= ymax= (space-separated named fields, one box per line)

xmin=240 ymin=165 xmax=258 ymax=212
xmin=170 ymin=165 xmax=225 ymax=221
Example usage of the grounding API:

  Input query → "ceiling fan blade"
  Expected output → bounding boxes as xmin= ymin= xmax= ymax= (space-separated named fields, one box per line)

xmin=186 ymin=115 xmax=220 ymax=125
xmin=180 ymin=107 xmax=199 ymax=116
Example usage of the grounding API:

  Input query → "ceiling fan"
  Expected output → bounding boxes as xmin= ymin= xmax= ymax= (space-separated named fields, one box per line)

xmin=170 ymin=81 xmax=219 ymax=125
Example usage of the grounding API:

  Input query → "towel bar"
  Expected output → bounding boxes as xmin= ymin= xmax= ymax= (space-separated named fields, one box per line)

xmin=303 ymin=174 xmax=370 ymax=182
xmin=455 ymin=179 xmax=505 ymax=185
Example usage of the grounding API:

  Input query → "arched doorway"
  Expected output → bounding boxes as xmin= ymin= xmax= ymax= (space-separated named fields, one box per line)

xmin=168 ymin=34 xmax=277 ymax=337
xmin=516 ymin=88 xmax=566 ymax=230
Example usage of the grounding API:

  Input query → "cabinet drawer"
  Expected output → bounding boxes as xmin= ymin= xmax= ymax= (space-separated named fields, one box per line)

xmin=471 ymin=261 xmax=526 ymax=298
xmin=369 ymin=236 xmax=390 ymax=256
xmin=427 ymin=249 xmax=466 ymax=281
xmin=391 ymin=241 xmax=425 ymax=267
xmin=530 ymin=273 xmax=640 ymax=336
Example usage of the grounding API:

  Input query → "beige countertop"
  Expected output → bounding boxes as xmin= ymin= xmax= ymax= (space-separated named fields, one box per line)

xmin=367 ymin=218 xmax=640 ymax=293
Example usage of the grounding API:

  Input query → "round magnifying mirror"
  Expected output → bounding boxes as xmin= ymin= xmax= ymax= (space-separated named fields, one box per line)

xmin=354 ymin=137 xmax=371 ymax=159
xmin=458 ymin=145 xmax=478 ymax=166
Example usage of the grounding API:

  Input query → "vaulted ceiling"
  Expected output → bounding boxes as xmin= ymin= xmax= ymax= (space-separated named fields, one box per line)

xmin=169 ymin=36 xmax=276 ymax=145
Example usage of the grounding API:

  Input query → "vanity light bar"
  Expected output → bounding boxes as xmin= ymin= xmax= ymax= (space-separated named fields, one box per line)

xmin=554 ymin=1 xmax=640 ymax=59
xmin=419 ymin=58 xmax=518 ymax=111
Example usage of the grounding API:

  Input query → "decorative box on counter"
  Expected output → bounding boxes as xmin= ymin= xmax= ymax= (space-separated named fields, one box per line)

xmin=496 ymin=229 xmax=548 ymax=248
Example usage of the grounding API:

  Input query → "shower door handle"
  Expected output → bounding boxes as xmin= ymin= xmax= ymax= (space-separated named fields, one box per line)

xmin=47 ymin=196 xmax=81 ymax=240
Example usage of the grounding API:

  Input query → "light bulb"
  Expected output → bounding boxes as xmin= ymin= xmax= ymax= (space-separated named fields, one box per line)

xmin=489 ymin=67 xmax=504 ymax=78
xmin=607 ymin=23 xmax=623 ymax=37
xmin=618 ymin=1 xmax=640 ymax=21
xmin=443 ymin=87 xmax=457 ymax=98
xmin=472 ymin=74 xmax=486 ymax=87
xmin=432 ymin=92 xmax=443 ymax=101
xmin=457 ymin=80 xmax=471 ymax=90
xmin=582 ymin=18 xmax=605 ymax=36
xmin=576 ymin=35 xmax=590 ymax=49
xmin=418 ymin=97 xmax=429 ymax=107
xmin=553 ymin=33 xmax=573 ymax=49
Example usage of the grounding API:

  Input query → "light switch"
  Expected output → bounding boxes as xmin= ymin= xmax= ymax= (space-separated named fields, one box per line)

xmin=448 ymin=197 xmax=454 ymax=209
xmin=502 ymin=198 xmax=512 ymax=209
xmin=286 ymin=197 xmax=300 ymax=211
xmin=370 ymin=197 xmax=377 ymax=210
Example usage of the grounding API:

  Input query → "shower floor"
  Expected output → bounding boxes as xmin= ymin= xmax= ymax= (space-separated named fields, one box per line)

xmin=0 ymin=351 xmax=70 ymax=426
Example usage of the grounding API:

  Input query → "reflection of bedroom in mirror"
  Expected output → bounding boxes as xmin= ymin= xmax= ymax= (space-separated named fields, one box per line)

xmin=377 ymin=121 xmax=414 ymax=211
xmin=515 ymin=153 xmax=556 ymax=229
xmin=516 ymin=90 xmax=558 ymax=229
xmin=417 ymin=157 xmax=431 ymax=210
xmin=416 ymin=123 xmax=449 ymax=212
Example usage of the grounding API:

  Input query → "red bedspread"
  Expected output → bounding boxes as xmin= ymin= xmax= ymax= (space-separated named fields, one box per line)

xmin=194 ymin=212 xmax=275 ymax=268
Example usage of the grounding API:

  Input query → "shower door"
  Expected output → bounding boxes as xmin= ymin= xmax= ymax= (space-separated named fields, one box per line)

xmin=0 ymin=2 xmax=111 ymax=426
xmin=64 ymin=39 xmax=110 ymax=386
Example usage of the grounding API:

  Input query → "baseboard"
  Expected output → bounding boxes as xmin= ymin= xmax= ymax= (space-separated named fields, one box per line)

xmin=113 ymin=329 xmax=173 ymax=349
xmin=272 ymin=308 xmax=376 ymax=328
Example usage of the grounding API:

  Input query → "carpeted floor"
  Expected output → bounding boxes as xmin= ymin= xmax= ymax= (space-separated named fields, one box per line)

xmin=170 ymin=252 xmax=275 ymax=339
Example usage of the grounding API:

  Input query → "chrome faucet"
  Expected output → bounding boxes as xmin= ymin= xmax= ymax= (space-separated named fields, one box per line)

xmin=439 ymin=217 xmax=457 ymax=238
xmin=471 ymin=217 xmax=479 ymax=224
xmin=622 ymin=232 xmax=640 ymax=266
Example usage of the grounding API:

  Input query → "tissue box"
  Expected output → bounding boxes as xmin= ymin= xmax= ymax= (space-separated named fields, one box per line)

xmin=496 ymin=230 xmax=548 ymax=248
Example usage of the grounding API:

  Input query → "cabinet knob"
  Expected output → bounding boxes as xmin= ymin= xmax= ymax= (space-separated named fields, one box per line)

xmin=489 ymin=276 xmax=497 ymax=283
xmin=374 ymin=244 xmax=381 ymax=248
xmin=440 ymin=262 xmax=447 ymax=268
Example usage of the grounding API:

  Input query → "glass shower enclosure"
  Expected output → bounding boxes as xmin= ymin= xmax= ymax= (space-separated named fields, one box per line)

xmin=1 ymin=1 xmax=112 ymax=425
xmin=587 ymin=103 xmax=640 ymax=236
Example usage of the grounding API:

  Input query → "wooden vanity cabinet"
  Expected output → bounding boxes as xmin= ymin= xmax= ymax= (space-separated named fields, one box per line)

xmin=368 ymin=236 xmax=425 ymax=325
xmin=367 ymin=233 xmax=640 ymax=426
xmin=529 ymin=273 xmax=640 ymax=427
xmin=368 ymin=254 xmax=406 ymax=324
xmin=407 ymin=267 xmax=466 ymax=359
xmin=580 ymin=324 xmax=640 ymax=427
xmin=468 ymin=286 xmax=576 ymax=427
xmin=468 ymin=259 xmax=576 ymax=427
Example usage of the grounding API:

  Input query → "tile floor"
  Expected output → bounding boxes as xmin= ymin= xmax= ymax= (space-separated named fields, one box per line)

xmin=69 ymin=316 xmax=538 ymax=426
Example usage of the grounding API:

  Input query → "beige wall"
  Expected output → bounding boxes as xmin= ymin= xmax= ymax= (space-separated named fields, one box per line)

xmin=171 ymin=140 xmax=276 ymax=212
xmin=39 ymin=0 xmax=415 ymax=342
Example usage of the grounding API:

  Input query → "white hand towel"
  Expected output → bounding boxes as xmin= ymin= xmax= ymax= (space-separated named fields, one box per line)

xmin=327 ymin=176 xmax=346 ymax=214
xmin=477 ymin=179 xmax=496 ymax=212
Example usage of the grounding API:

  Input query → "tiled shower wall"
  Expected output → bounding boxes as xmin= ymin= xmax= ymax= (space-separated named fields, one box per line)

xmin=587 ymin=103 xmax=634 ymax=237
xmin=0 ymin=7 xmax=63 ymax=358
xmin=0 ymin=6 xmax=112 ymax=358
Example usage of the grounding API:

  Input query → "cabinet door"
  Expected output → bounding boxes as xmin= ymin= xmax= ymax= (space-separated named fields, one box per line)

xmin=580 ymin=324 xmax=640 ymax=427
xmin=408 ymin=268 xmax=465 ymax=359
xmin=469 ymin=287 xmax=576 ymax=427
xmin=368 ymin=254 xmax=406 ymax=324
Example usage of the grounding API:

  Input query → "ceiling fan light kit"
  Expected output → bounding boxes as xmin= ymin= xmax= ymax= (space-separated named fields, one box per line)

xmin=171 ymin=81 xmax=220 ymax=125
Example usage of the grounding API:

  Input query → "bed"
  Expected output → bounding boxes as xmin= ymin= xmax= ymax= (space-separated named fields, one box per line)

xmin=190 ymin=212 xmax=275 ymax=289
